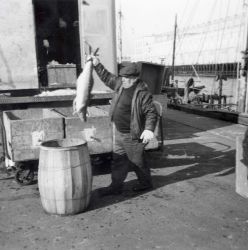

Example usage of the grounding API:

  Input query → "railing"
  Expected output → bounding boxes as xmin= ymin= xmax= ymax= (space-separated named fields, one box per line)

xmin=171 ymin=62 xmax=240 ymax=78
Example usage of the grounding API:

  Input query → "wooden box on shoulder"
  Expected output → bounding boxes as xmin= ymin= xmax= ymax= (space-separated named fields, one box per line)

xmin=3 ymin=109 xmax=64 ymax=162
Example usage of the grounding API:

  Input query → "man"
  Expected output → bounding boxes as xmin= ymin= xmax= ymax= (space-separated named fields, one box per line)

xmin=89 ymin=56 xmax=158 ymax=196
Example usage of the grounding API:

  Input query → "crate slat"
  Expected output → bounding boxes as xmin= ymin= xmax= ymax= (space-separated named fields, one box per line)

xmin=50 ymin=106 xmax=112 ymax=155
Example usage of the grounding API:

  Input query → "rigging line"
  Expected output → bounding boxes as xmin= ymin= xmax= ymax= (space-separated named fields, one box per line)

xmin=234 ymin=1 xmax=245 ymax=105
xmin=212 ymin=0 xmax=226 ymax=95
xmin=215 ymin=0 xmax=231 ymax=69
xmin=194 ymin=0 xmax=217 ymax=64
xmin=181 ymin=0 xmax=190 ymax=23
xmin=212 ymin=1 xmax=223 ymax=70
xmin=176 ymin=0 xmax=190 ymax=56
xmin=213 ymin=0 xmax=223 ymax=75
xmin=234 ymin=0 xmax=242 ymax=17
xmin=234 ymin=1 xmax=245 ymax=63
xmin=177 ymin=0 xmax=190 ymax=34
xmin=176 ymin=0 xmax=201 ymax=55
xmin=211 ymin=0 xmax=221 ymax=95
xmin=219 ymin=0 xmax=231 ymax=72
xmin=213 ymin=0 xmax=231 ymax=96
xmin=181 ymin=0 xmax=199 ymax=29
xmin=177 ymin=0 xmax=213 ymax=66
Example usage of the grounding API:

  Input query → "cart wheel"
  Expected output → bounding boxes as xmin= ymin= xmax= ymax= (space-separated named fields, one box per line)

xmin=15 ymin=167 xmax=35 ymax=186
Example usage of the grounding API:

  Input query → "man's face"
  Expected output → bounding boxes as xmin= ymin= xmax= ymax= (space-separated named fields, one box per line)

xmin=122 ymin=76 xmax=137 ymax=88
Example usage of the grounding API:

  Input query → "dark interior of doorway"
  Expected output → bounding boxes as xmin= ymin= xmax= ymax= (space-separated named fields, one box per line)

xmin=33 ymin=0 xmax=81 ymax=87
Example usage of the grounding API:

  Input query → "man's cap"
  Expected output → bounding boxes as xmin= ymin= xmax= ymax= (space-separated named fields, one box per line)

xmin=119 ymin=62 xmax=140 ymax=77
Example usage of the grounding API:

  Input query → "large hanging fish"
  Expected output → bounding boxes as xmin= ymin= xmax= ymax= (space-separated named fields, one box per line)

xmin=73 ymin=47 xmax=99 ymax=122
xmin=73 ymin=59 xmax=94 ymax=121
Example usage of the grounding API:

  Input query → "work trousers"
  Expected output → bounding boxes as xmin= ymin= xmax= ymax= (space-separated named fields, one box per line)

xmin=111 ymin=126 xmax=152 ymax=189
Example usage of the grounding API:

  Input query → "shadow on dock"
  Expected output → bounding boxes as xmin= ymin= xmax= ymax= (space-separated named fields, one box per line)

xmin=89 ymin=140 xmax=234 ymax=211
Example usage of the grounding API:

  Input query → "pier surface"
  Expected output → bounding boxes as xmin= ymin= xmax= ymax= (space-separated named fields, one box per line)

xmin=1 ymin=109 xmax=248 ymax=250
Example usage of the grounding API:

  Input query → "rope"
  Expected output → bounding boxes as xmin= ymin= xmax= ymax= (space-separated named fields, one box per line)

xmin=176 ymin=0 xmax=201 ymax=57
xmin=220 ymin=0 xmax=231 ymax=72
xmin=213 ymin=0 xmax=224 ymax=75
xmin=234 ymin=1 xmax=247 ymax=63
xmin=175 ymin=0 xmax=190 ymax=64
xmin=194 ymin=0 xmax=217 ymax=64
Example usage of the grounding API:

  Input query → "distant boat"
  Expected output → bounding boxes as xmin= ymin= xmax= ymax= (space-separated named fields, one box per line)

xmin=165 ymin=1 xmax=248 ymax=117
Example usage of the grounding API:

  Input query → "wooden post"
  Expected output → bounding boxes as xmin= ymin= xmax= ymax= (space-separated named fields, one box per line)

xmin=236 ymin=131 xmax=248 ymax=198
xmin=238 ymin=52 xmax=248 ymax=113
xmin=238 ymin=2 xmax=248 ymax=113
xmin=183 ymin=83 xmax=189 ymax=104
xmin=218 ymin=78 xmax=223 ymax=108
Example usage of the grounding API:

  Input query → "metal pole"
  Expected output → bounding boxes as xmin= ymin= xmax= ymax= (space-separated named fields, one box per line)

xmin=118 ymin=2 xmax=123 ymax=63
xmin=218 ymin=78 xmax=223 ymax=108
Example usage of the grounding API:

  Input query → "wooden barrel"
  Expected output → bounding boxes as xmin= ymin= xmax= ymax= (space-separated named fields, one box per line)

xmin=38 ymin=138 xmax=92 ymax=215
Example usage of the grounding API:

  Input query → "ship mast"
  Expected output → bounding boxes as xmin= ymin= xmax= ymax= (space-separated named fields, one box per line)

xmin=171 ymin=14 xmax=177 ymax=81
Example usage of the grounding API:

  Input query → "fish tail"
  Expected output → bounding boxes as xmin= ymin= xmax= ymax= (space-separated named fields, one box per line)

xmin=78 ymin=112 xmax=86 ymax=122
xmin=83 ymin=109 xmax=87 ymax=122
xmin=78 ymin=107 xmax=88 ymax=122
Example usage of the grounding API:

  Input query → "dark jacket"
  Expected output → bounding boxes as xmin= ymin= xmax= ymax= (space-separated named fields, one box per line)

xmin=94 ymin=63 xmax=158 ymax=139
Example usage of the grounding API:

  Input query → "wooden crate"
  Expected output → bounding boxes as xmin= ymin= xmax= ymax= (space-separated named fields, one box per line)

xmin=3 ymin=109 xmax=64 ymax=162
xmin=50 ymin=106 xmax=112 ymax=155
xmin=47 ymin=64 xmax=77 ymax=87
xmin=139 ymin=62 xmax=166 ymax=94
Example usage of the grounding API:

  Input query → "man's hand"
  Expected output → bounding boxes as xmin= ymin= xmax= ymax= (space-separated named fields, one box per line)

xmin=43 ymin=39 xmax=49 ymax=48
xmin=59 ymin=18 xmax=67 ymax=28
xmin=140 ymin=130 xmax=154 ymax=144
xmin=87 ymin=55 xmax=100 ymax=66
xmin=73 ymin=20 xmax=79 ymax=27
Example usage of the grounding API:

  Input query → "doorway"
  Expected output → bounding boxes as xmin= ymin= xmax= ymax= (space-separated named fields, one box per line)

xmin=33 ymin=0 xmax=81 ymax=87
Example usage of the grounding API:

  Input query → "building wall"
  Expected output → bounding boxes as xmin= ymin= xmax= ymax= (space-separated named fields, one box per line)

xmin=0 ymin=0 xmax=39 ymax=90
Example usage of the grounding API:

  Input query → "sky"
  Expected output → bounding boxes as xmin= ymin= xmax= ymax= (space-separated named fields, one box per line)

xmin=116 ymin=0 xmax=245 ymax=56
